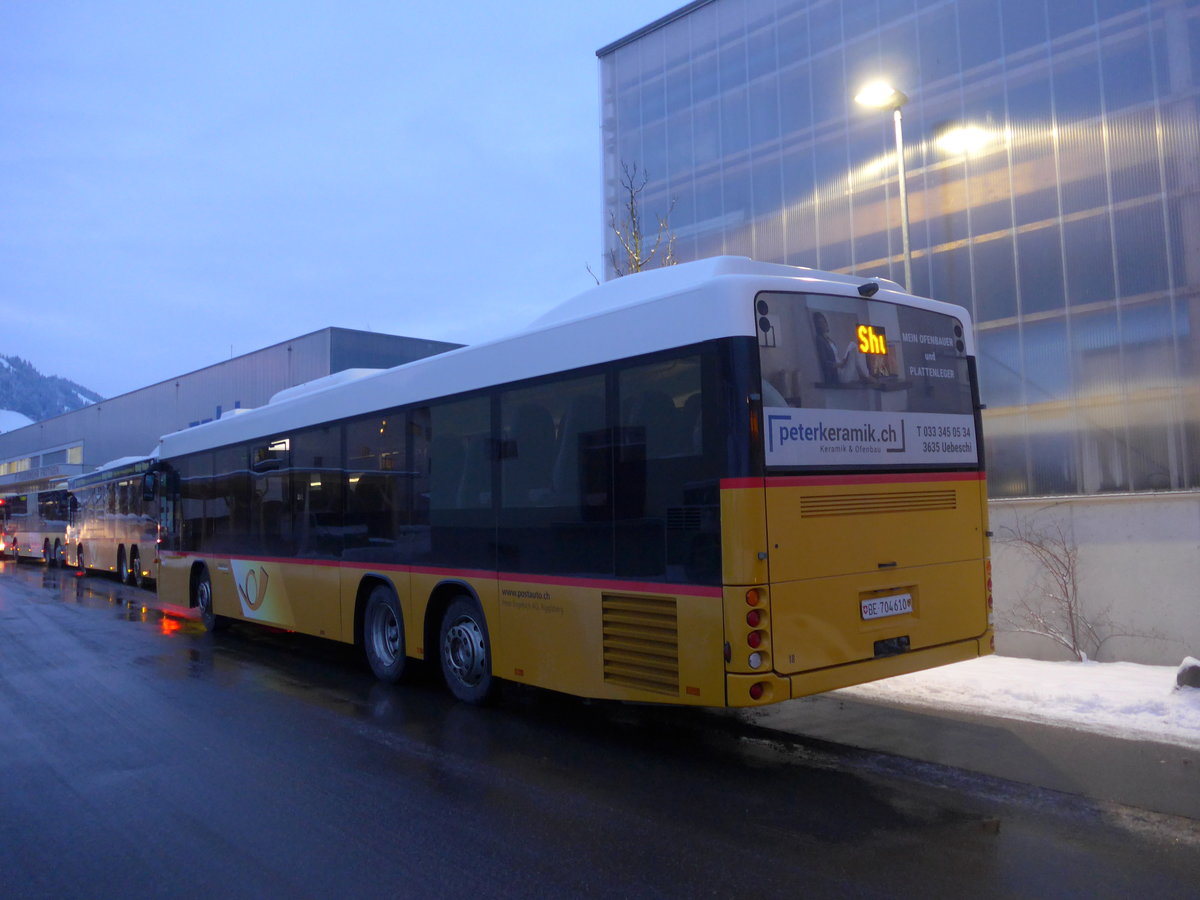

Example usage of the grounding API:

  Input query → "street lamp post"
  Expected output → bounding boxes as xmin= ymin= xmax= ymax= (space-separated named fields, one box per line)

xmin=855 ymin=81 xmax=912 ymax=291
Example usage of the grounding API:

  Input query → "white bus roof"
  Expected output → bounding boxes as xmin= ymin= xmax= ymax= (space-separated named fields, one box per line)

xmin=68 ymin=452 xmax=159 ymax=488
xmin=156 ymin=257 xmax=974 ymax=460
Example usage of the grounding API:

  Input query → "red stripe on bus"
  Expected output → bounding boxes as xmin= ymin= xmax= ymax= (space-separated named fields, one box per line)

xmin=720 ymin=477 xmax=766 ymax=489
xmin=496 ymin=571 xmax=722 ymax=598
xmin=721 ymin=471 xmax=985 ymax=490
xmin=174 ymin=553 xmax=721 ymax=597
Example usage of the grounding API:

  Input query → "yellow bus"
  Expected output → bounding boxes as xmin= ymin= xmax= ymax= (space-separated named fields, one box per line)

xmin=148 ymin=257 xmax=992 ymax=706
xmin=67 ymin=456 xmax=160 ymax=587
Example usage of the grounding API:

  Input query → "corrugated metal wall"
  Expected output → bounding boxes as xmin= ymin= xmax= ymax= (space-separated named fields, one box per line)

xmin=0 ymin=328 xmax=460 ymax=481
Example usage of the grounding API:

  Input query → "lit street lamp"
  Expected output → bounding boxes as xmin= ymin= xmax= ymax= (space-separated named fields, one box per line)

xmin=855 ymin=80 xmax=912 ymax=291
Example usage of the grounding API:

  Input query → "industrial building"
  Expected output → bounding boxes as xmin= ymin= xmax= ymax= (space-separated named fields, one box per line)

xmin=598 ymin=0 xmax=1200 ymax=662
xmin=0 ymin=328 xmax=460 ymax=493
xmin=599 ymin=0 xmax=1199 ymax=498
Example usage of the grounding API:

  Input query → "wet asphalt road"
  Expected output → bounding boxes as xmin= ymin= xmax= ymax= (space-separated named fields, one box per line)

xmin=2 ymin=559 xmax=1199 ymax=899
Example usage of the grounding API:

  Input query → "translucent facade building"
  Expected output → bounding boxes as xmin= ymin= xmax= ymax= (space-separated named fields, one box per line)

xmin=599 ymin=0 xmax=1200 ymax=498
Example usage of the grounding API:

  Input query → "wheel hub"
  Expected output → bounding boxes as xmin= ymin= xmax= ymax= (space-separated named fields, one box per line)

xmin=443 ymin=617 xmax=486 ymax=686
xmin=370 ymin=605 xmax=400 ymax=664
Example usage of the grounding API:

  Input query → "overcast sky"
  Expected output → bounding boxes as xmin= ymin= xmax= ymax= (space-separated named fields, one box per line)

xmin=1 ymin=1 xmax=679 ymax=399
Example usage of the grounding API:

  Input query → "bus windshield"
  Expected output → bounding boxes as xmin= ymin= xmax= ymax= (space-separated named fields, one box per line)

xmin=756 ymin=290 xmax=979 ymax=470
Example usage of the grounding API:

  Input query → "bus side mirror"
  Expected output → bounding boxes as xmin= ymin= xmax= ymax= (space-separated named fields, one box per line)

xmin=142 ymin=473 xmax=157 ymax=502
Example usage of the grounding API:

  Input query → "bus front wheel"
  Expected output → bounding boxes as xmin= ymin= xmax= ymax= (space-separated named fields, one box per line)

xmin=130 ymin=547 xmax=145 ymax=589
xmin=439 ymin=597 xmax=496 ymax=705
xmin=195 ymin=569 xmax=216 ymax=631
xmin=363 ymin=584 xmax=406 ymax=684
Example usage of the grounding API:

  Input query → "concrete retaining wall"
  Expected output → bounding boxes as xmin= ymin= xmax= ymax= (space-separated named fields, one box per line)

xmin=989 ymin=493 xmax=1200 ymax=665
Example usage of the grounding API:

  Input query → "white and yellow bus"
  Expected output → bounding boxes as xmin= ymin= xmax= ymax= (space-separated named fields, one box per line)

xmin=2 ymin=487 xmax=73 ymax=566
xmin=148 ymin=257 xmax=992 ymax=706
xmin=67 ymin=456 xmax=160 ymax=587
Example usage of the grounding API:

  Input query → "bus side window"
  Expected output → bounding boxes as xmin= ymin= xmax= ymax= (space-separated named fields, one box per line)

xmin=291 ymin=425 xmax=343 ymax=560
xmin=176 ymin=452 xmax=212 ymax=553
xmin=210 ymin=445 xmax=250 ymax=553
xmin=498 ymin=374 xmax=611 ymax=576
xmin=426 ymin=396 xmax=493 ymax=569
xmin=616 ymin=355 xmax=716 ymax=582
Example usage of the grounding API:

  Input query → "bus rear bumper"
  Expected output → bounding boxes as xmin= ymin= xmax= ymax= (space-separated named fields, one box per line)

xmin=726 ymin=632 xmax=992 ymax=708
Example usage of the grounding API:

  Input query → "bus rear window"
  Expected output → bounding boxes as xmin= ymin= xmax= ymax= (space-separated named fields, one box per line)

xmin=756 ymin=291 xmax=978 ymax=469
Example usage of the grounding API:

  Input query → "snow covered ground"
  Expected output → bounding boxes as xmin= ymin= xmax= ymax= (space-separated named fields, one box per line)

xmin=0 ymin=409 xmax=34 ymax=433
xmin=832 ymin=656 xmax=1200 ymax=750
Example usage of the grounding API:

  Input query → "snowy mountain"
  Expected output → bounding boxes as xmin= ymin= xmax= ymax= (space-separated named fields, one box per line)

xmin=0 ymin=356 xmax=103 ymax=427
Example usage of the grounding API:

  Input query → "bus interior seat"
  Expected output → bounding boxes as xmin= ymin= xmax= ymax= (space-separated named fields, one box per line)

xmin=552 ymin=394 xmax=605 ymax=503
xmin=505 ymin=403 xmax=556 ymax=505
xmin=457 ymin=435 xmax=493 ymax=509
xmin=430 ymin=435 xmax=465 ymax=510
xmin=626 ymin=389 xmax=686 ymax=458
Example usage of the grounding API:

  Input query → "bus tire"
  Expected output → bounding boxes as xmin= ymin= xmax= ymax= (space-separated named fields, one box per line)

xmin=194 ymin=568 xmax=217 ymax=632
xmin=130 ymin=546 xmax=145 ymax=589
xmin=363 ymin=584 xmax=406 ymax=684
xmin=76 ymin=544 xmax=84 ymax=571
xmin=43 ymin=541 xmax=51 ymax=566
xmin=439 ymin=596 xmax=496 ymax=705
xmin=117 ymin=547 xmax=128 ymax=584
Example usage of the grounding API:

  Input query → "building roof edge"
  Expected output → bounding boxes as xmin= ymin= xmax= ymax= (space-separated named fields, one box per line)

xmin=596 ymin=0 xmax=715 ymax=57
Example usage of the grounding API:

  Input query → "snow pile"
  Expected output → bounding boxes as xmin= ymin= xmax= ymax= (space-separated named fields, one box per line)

xmin=0 ymin=409 xmax=34 ymax=433
xmin=835 ymin=656 xmax=1200 ymax=750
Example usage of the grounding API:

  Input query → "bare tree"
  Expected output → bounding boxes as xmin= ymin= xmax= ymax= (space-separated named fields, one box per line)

xmin=589 ymin=162 xmax=677 ymax=282
xmin=996 ymin=508 xmax=1163 ymax=661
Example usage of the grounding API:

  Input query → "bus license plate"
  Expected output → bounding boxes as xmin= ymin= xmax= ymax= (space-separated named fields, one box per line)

xmin=861 ymin=592 xmax=913 ymax=620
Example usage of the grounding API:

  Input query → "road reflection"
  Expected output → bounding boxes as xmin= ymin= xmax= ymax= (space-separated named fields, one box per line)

xmin=3 ymin=555 xmax=1199 ymax=896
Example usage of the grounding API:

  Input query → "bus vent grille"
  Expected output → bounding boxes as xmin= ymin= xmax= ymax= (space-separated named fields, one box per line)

xmin=601 ymin=594 xmax=679 ymax=695
xmin=801 ymin=490 xmax=957 ymax=517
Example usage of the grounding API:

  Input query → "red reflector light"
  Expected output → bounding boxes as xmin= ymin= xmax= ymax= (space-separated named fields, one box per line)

xmin=749 ymin=683 xmax=765 ymax=701
xmin=746 ymin=609 xmax=761 ymax=627
xmin=748 ymin=631 xmax=763 ymax=648
xmin=745 ymin=589 xmax=760 ymax=607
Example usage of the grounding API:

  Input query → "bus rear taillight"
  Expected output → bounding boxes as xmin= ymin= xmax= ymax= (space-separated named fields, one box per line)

xmin=749 ymin=682 xmax=766 ymax=700
xmin=728 ymin=587 xmax=771 ymax=674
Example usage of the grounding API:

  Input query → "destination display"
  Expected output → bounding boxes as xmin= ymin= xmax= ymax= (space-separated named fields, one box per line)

xmin=756 ymin=290 xmax=979 ymax=468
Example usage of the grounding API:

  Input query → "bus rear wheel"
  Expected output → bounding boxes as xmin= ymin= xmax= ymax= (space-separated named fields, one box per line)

xmin=42 ymin=541 xmax=51 ymax=566
xmin=439 ymin=597 xmax=496 ymax=705
xmin=363 ymin=585 xmax=406 ymax=683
